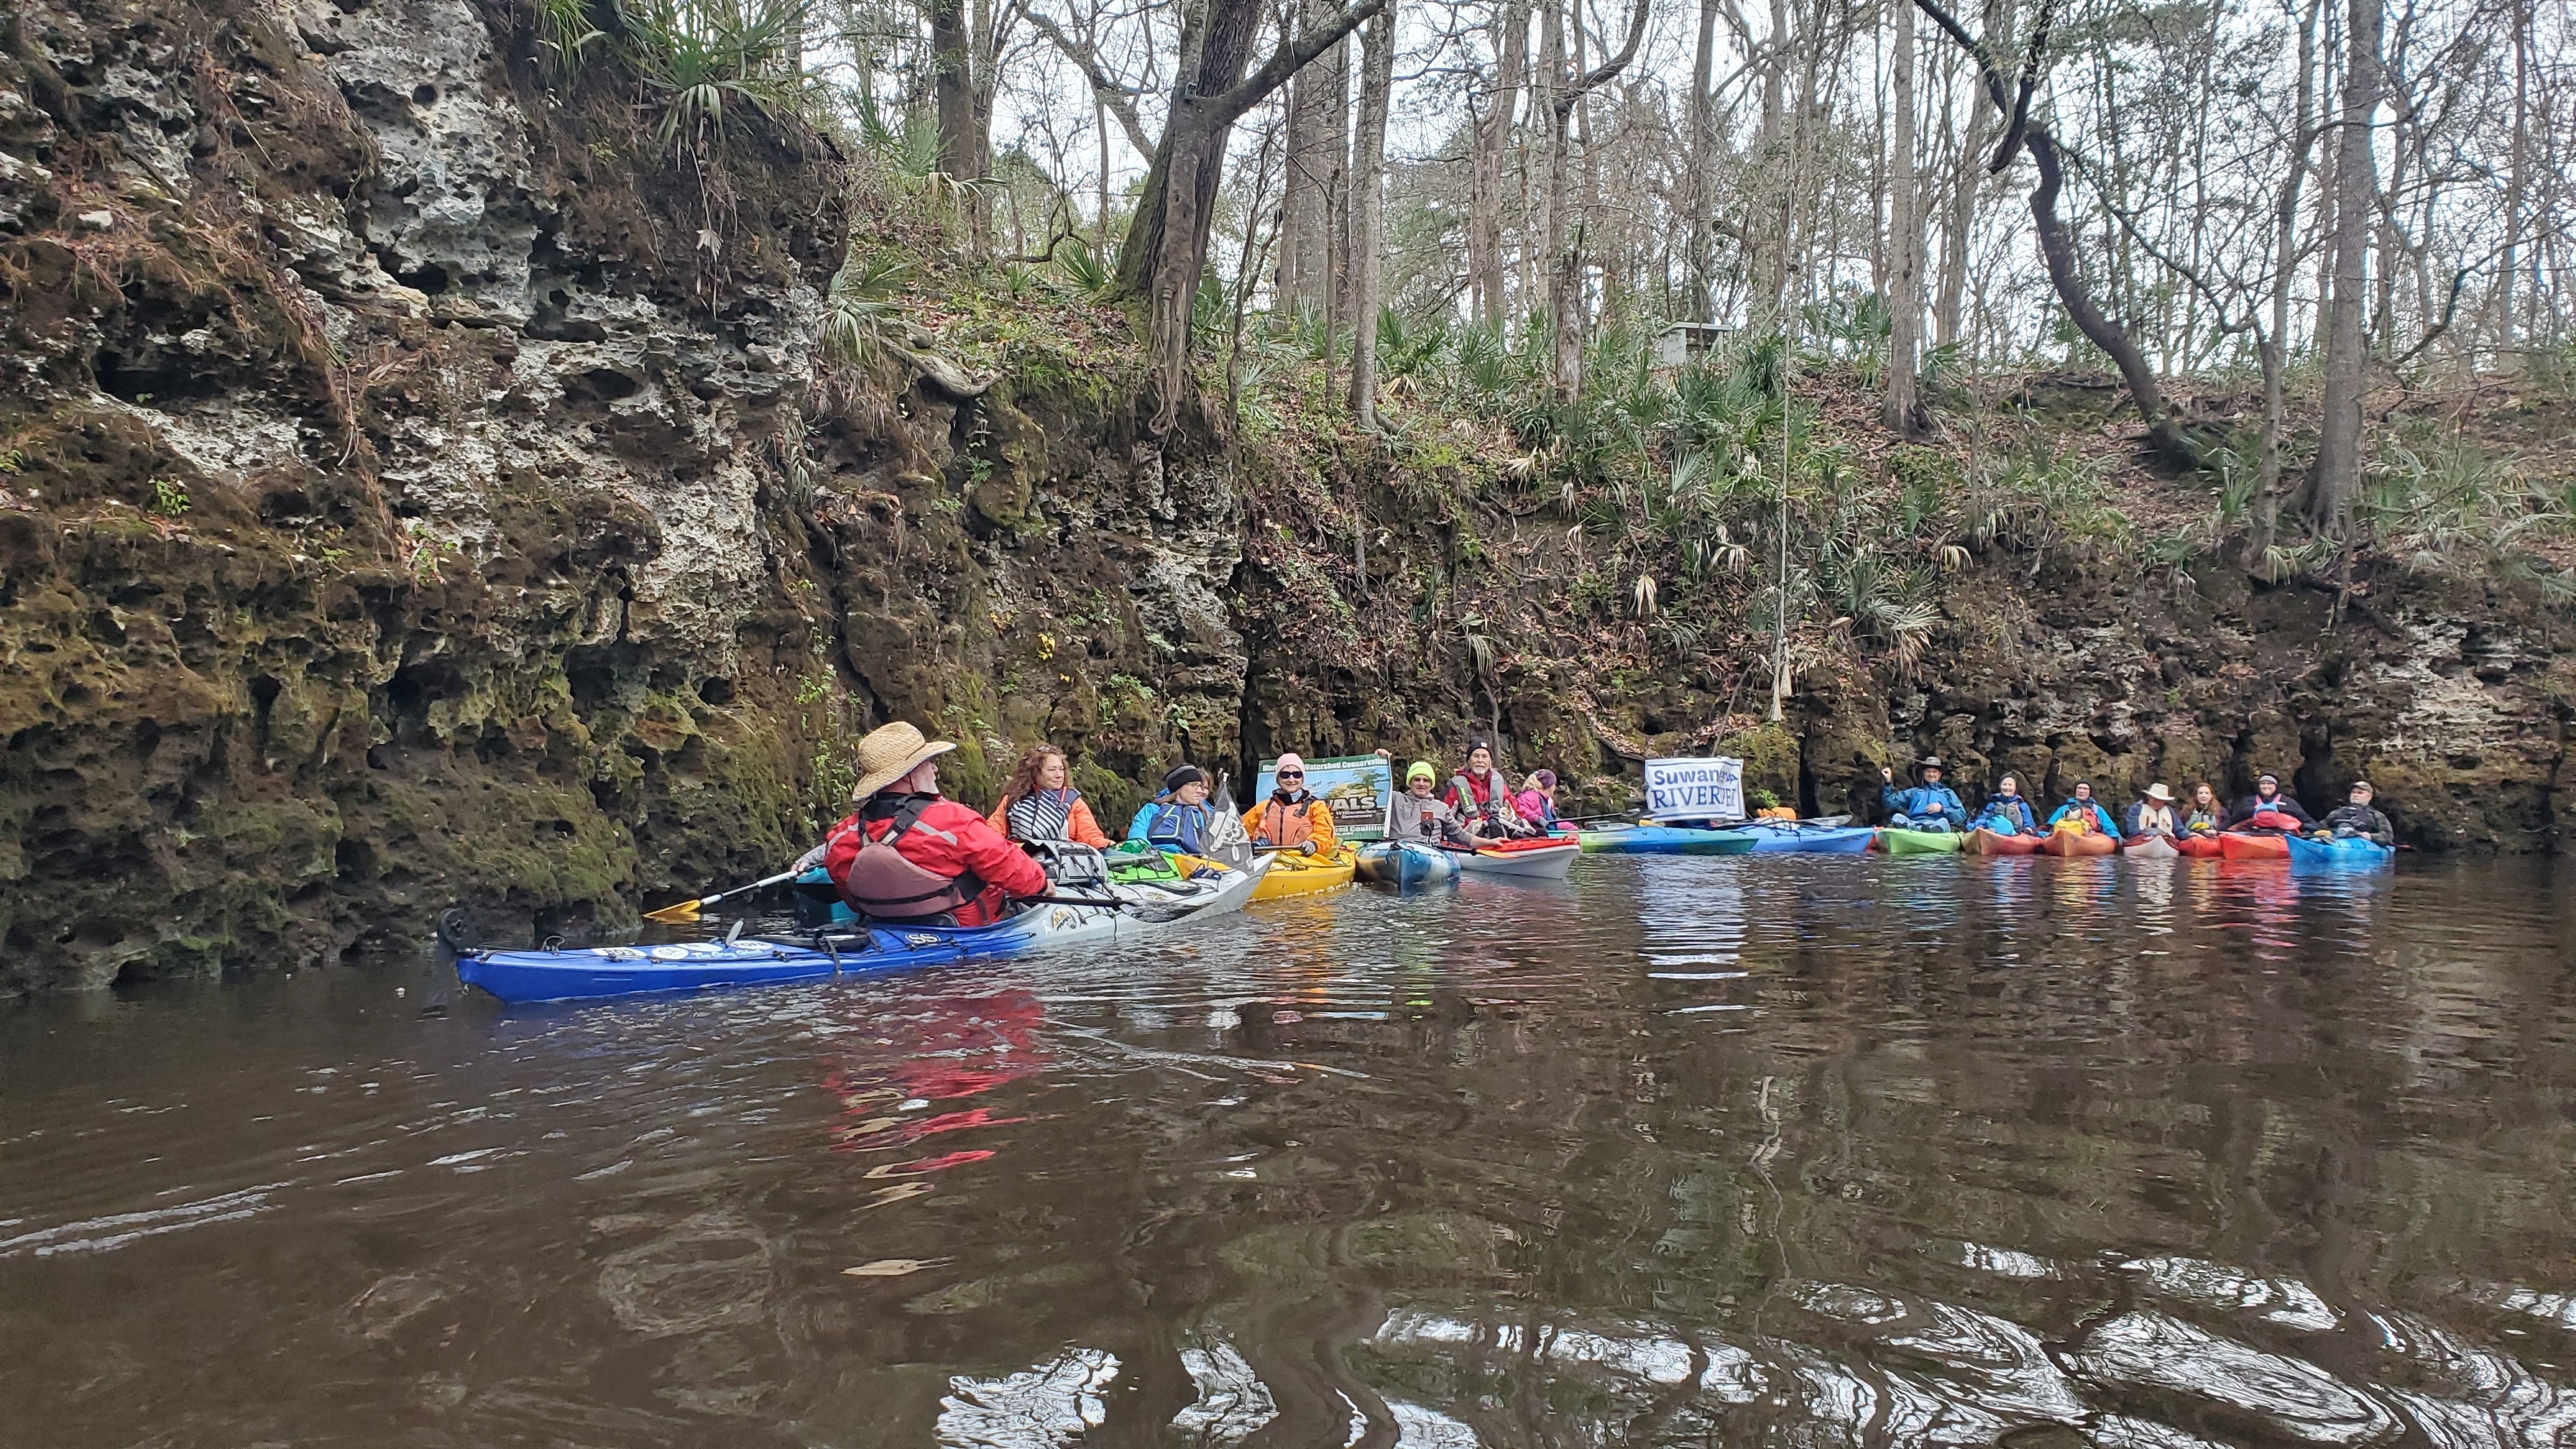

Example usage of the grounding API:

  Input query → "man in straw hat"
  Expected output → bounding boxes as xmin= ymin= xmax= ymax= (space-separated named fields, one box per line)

xmin=822 ymin=722 xmax=1048 ymax=926
xmin=2126 ymin=783 xmax=2181 ymax=839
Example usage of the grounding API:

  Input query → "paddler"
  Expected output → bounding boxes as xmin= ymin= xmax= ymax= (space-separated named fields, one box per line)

xmin=1513 ymin=769 xmax=1564 ymax=831
xmin=1443 ymin=742 xmax=1537 ymax=838
xmin=1244 ymin=753 xmax=1338 ymax=855
xmin=1972 ymin=774 xmax=2039 ymax=835
xmin=2317 ymin=779 xmax=2395 ymax=845
xmin=1128 ymin=765 xmax=1221 ymax=854
xmin=2046 ymin=781 xmax=2121 ymax=836
xmin=2125 ymin=783 xmax=2181 ymax=838
xmin=823 ymin=721 xmax=1050 ymax=926
xmin=988 ymin=744 xmax=1112 ymax=848
xmin=2183 ymin=782 xmax=2225 ymax=835
xmin=2229 ymin=772 xmax=2316 ymax=830
xmin=1879 ymin=755 xmax=1966 ymax=831
xmin=1391 ymin=760 xmax=1494 ymax=848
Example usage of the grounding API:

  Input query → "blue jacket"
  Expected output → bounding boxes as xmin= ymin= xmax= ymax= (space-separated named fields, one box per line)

xmin=1972 ymin=795 xmax=2039 ymax=834
xmin=1128 ymin=799 xmax=1215 ymax=854
xmin=2048 ymin=799 xmax=2121 ymax=836
xmin=1882 ymin=781 xmax=1966 ymax=825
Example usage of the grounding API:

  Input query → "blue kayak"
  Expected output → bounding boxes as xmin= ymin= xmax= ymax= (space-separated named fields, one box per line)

xmin=1354 ymin=840 xmax=1461 ymax=889
xmin=1721 ymin=822 xmax=1878 ymax=854
xmin=457 ymin=859 xmax=1265 ymax=1004
xmin=2284 ymin=834 xmax=2396 ymax=868
xmin=1577 ymin=824 xmax=1759 ymax=855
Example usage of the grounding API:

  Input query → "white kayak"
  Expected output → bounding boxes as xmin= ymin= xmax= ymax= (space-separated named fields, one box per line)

xmin=1455 ymin=839 xmax=1581 ymax=879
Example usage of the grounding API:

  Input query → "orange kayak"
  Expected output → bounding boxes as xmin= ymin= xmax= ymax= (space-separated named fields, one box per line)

xmin=2174 ymin=834 xmax=2223 ymax=859
xmin=2039 ymin=828 xmax=2115 ymax=857
xmin=2219 ymin=831 xmax=2292 ymax=861
xmin=1967 ymin=828 xmax=2041 ymax=856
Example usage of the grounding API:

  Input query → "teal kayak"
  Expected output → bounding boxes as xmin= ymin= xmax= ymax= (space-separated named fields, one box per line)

xmin=1354 ymin=840 xmax=1461 ymax=889
xmin=1577 ymin=824 xmax=1759 ymax=855
xmin=1721 ymin=822 xmax=1878 ymax=854
xmin=2283 ymin=834 xmax=2395 ymax=867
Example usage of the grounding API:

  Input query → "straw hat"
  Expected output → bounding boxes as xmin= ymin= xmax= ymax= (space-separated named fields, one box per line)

xmin=2143 ymin=783 xmax=2174 ymax=802
xmin=848 ymin=721 xmax=956 ymax=802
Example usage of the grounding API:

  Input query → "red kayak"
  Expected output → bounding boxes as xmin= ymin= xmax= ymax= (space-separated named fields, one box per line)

xmin=2173 ymin=834 xmax=2223 ymax=859
xmin=1966 ymin=827 xmax=2041 ymax=856
xmin=2219 ymin=831 xmax=2292 ymax=861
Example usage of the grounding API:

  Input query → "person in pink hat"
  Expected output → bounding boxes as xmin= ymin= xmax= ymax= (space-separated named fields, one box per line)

xmin=1242 ymin=752 xmax=1339 ymax=854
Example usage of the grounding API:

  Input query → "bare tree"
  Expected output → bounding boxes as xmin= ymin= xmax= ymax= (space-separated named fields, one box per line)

xmin=1883 ymin=0 xmax=1923 ymax=434
xmin=1347 ymin=0 xmax=1397 ymax=425
xmin=1469 ymin=0 xmax=1532 ymax=328
xmin=1544 ymin=0 xmax=1653 ymax=396
xmin=2311 ymin=0 xmax=2382 ymax=528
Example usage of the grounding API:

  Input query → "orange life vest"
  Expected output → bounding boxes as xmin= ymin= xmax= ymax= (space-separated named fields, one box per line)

xmin=1252 ymin=797 xmax=1317 ymax=848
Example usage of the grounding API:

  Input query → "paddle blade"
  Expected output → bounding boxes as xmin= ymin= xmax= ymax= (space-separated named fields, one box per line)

xmin=641 ymin=898 xmax=705 ymax=924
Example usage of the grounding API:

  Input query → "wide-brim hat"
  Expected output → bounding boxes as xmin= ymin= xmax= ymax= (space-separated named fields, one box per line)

xmin=1918 ymin=755 xmax=1945 ymax=774
xmin=2143 ymin=783 xmax=2174 ymax=802
xmin=848 ymin=721 xmax=956 ymax=801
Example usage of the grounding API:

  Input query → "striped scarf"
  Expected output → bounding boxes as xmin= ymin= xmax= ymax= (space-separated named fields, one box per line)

xmin=1007 ymin=787 xmax=1078 ymax=841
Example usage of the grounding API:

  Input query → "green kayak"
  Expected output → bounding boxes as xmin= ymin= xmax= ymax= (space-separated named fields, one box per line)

xmin=1877 ymin=827 xmax=1965 ymax=855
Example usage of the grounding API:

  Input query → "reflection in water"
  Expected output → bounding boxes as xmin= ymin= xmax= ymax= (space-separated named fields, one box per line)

xmin=1 ymin=857 xmax=2572 ymax=1448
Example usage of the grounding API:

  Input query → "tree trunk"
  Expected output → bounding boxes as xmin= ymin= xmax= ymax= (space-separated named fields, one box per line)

xmin=1688 ymin=0 xmax=1720 ymax=321
xmin=1468 ymin=0 xmax=1529 ymax=327
xmin=1752 ymin=0 xmax=1792 ymax=319
xmin=930 ymin=0 xmax=979 ymax=248
xmin=1276 ymin=0 xmax=1339 ymax=312
xmin=1113 ymin=0 xmax=1386 ymax=431
xmin=2310 ymin=0 xmax=2380 ymax=531
xmin=1347 ymin=0 xmax=1395 ymax=425
xmin=2252 ymin=0 xmax=2323 ymax=567
xmin=1935 ymin=0 xmax=2005 ymax=349
xmin=1544 ymin=0 xmax=1651 ymax=397
xmin=1883 ymin=0 xmax=1922 ymax=434
xmin=1912 ymin=0 xmax=2193 ymax=467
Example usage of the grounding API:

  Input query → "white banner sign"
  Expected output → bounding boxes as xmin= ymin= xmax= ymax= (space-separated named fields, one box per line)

xmin=1644 ymin=756 xmax=1745 ymax=822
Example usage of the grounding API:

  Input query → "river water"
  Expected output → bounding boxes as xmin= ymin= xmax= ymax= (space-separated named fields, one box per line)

xmin=4 ymin=855 xmax=2573 ymax=1448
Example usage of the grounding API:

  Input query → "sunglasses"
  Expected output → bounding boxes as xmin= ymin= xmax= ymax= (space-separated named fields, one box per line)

xmin=1277 ymin=770 xmax=1303 ymax=779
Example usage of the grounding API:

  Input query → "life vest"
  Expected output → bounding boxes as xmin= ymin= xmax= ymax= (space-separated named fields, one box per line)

xmin=2244 ymin=808 xmax=2301 ymax=832
xmin=1447 ymin=771 xmax=1515 ymax=831
xmin=1143 ymin=800 xmax=1212 ymax=853
xmin=2135 ymin=802 xmax=2177 ymax=835
xmin=832 ymin=800 xmax=985 ymax=924
xmin=2056 ymin=804 xmax=2101 ymax=834
xmin=1252 ymin=795 xmax=1317 ymax=848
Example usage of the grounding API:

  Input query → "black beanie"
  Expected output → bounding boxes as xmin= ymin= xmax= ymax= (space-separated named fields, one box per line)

xmin=1162 ymin=765 xmax=1206 ymax=793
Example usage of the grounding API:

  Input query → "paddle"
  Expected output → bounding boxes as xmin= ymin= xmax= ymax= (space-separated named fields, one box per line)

xmin=643 ymin=869 xmax=801 ymax=923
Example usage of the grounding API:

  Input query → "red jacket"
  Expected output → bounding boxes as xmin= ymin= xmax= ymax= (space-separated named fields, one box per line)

xmin=823 ymin=795 xmax=1050 ymax=928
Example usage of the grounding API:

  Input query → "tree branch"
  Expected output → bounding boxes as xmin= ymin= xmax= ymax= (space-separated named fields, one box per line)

xmin=1205 ymin=0 xmax=1384 ymax=126
xmin=1025 ymin=9 xmax=1157 ymax=154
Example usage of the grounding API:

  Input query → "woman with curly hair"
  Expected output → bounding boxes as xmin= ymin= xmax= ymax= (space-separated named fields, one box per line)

xmin=985 ymin=744 xmax=1112 ymax=848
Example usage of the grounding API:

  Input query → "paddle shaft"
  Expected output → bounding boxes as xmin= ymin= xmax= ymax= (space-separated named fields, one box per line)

xmin=644 ymin=868 xmax=801 ymax=920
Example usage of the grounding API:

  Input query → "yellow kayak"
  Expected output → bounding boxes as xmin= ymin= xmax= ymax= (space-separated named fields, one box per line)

xmin=1249 ymin=844 xmax=1358 ymax=901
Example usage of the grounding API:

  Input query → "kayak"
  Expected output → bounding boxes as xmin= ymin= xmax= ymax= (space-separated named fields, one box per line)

xmin=1721 ymin=821 xmax=1877 ymax=854
xmin=1577 ymin=823 xmax=1758 ymax=855
xmin=1250 ymin=844 xmax=1358 ymax=901
xmin=2285 ymin=834 xmax=2396 ymax=867
xmin=2174 ymin=834 xmax=2223 ymax=859
xmin=1966 ymin=828 xmax=2041 ymax=856
xmin=457 ymin=859 xmax=1268 ymax=1004
xmin=1456 ymin=838 xmax=1581 ymax=878
xmin=2120 ymin=834 xmax=2179 ymax=859
xmin=2039 ymin=829 xmax=2115 ymax=857
xmin=2218 ymin=831 xmax=2292 ymax=861
xmin=1354 ymin=839 xmax=1462 ymax=889
xmin=1877 ymin=827 xmax=1965 ymax=855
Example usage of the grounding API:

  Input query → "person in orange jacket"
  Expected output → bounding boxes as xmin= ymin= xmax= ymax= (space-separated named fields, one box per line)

xmin=1243 ymin=753 xmax=1339 ymax=855
xmin=823 ymin=723 xmax=1048 ymax=928
xmin=986 ymin=743 xmax=1113 ymax=848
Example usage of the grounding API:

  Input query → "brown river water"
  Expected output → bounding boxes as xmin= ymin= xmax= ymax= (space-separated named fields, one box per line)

xmin=4 ymin=854 xmax=2573 ymax=1448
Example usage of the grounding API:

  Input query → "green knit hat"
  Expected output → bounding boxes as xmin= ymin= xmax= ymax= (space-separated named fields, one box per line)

xmin=1407 ymin=760 xmax=1436 ymax=783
